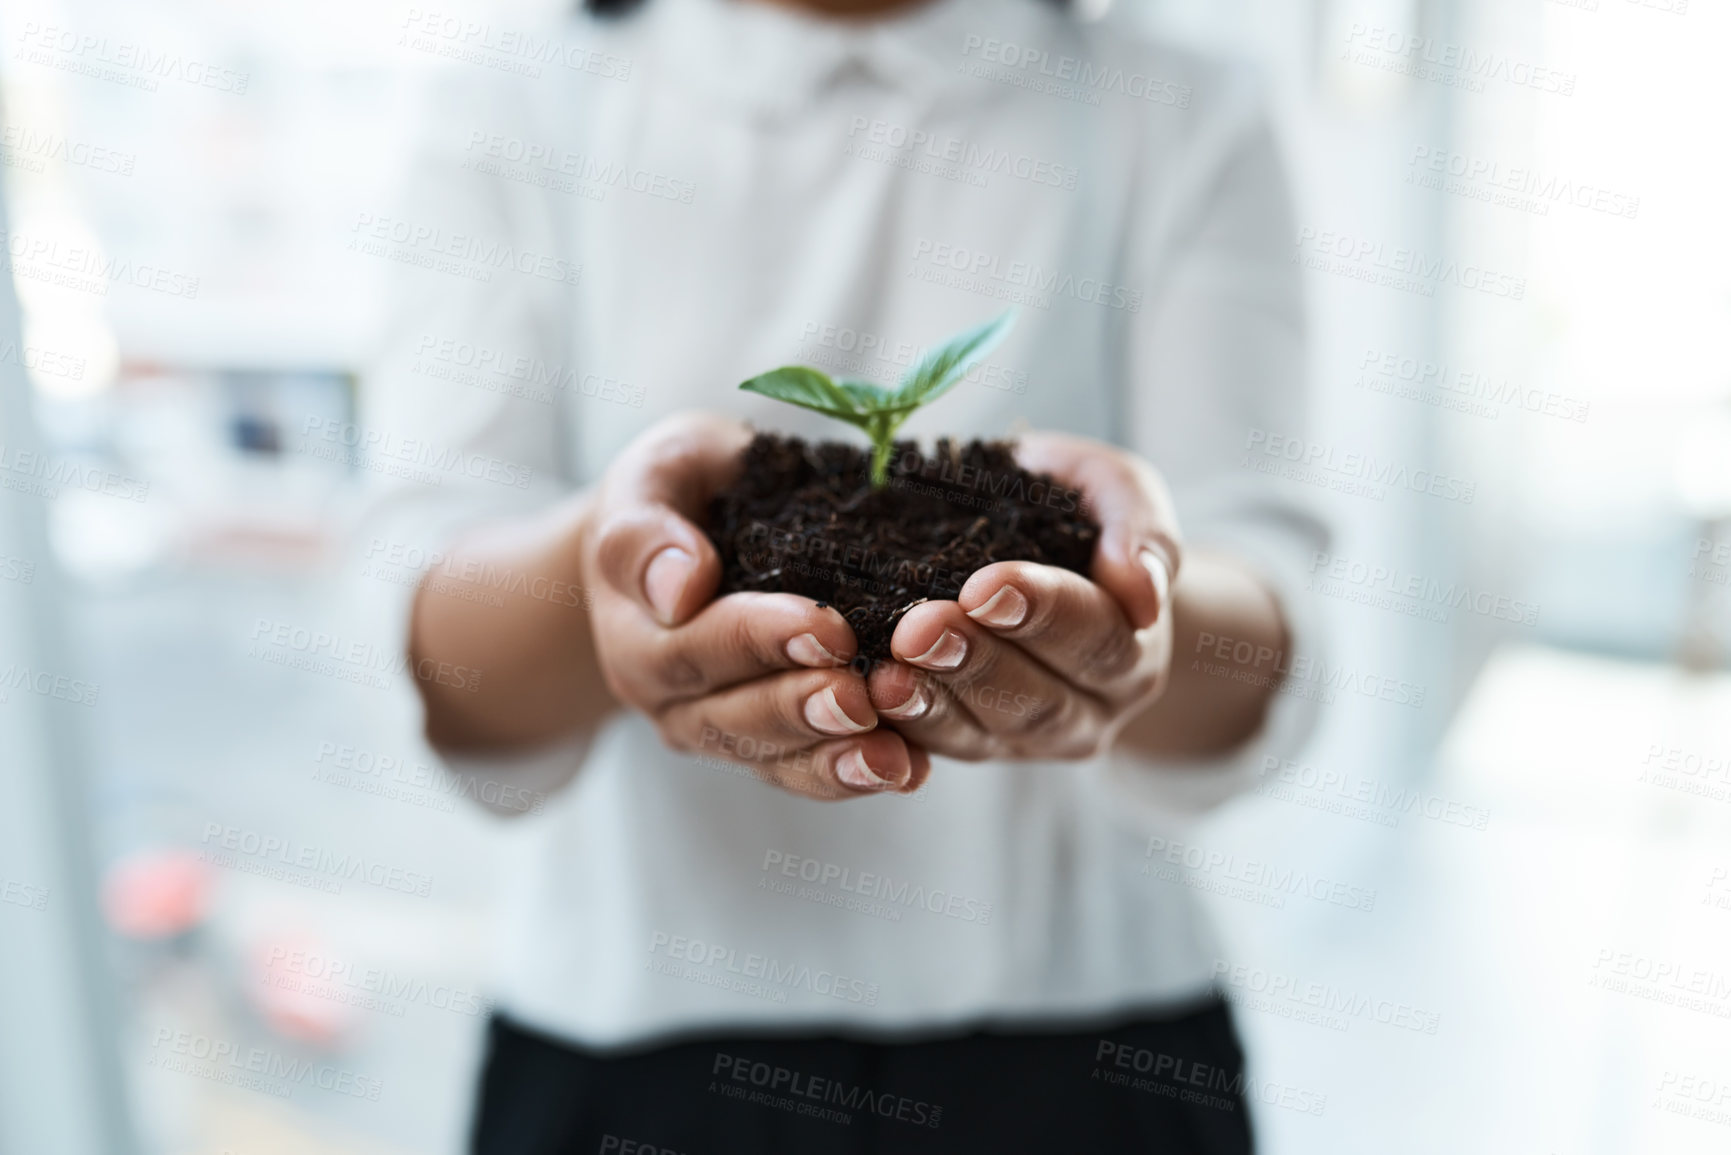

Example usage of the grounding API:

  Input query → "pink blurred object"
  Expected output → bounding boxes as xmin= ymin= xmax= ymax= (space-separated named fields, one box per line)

xmin=246 ymin=931 xmax=355 ymax=1047
xmin=101 ymin=848 xmax=212 ymax=939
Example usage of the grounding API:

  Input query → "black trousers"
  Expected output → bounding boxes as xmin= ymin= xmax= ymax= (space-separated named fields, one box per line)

xmin=471 ymin=999 xmax=1254 ymax=1155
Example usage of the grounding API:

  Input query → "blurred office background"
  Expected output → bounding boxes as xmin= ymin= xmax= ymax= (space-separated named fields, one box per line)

xmin=0 ymin=0 xmax=1727 ymax=1151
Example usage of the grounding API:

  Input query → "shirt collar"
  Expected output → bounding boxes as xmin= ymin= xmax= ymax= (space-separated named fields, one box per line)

xmin=648 ymin=0 xmax=1045 ymax=119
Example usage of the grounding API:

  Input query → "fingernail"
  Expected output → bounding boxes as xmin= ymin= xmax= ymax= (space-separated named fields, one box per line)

xmin=967 ymin=585 xmax=1028 ymax=629
xmin=1140 ymin=546 xmax=1172 ymax=614
xmin=804 ymin=687 xmax=873 ymax=735
xmin=786 ymin=633 xmax=840 ymax=668
xmin=909 ymin=629 xmax=967 ymax=671
xmin=644 ymin=547 xmax=695 ymax=625
xmin=836 ymin=747 xmax=892 ymax=791
xmin=879 ymin=681 xmax=931 ymax=721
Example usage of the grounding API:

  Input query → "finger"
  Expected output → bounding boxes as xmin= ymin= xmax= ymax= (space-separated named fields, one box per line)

xmin=1013 ymin=433 xmax=1180 ymax=631
xmin=658 ymin=667 xmax=877 ymax=750
xmin=878 ymin=601 xmax=1113 ymax=759
xmin=611 ymin=411 xmax=756 ymax=517
xmin=900 ymin=743 xmax=933 ymax=794
xmin=705 ymin=733 xmax=920 ymax=802
xmin=657 ymin=671 xmax=921 ymax=799
xmin=866 ymin=662 xmax=995 ymax=762
xmin=591 ymin=413 xmax=753 ymax=626
xmin=599 ymin=591 xmax=858 ymax=709
xmin=957 ymin=561 xmax=1156 ymax=699
xmin=756 ymin=732 xmax=920 ymax=801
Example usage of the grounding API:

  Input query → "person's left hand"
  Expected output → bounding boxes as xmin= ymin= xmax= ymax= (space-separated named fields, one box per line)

xmin=865 ymin=432 xmax=1180 ymax=762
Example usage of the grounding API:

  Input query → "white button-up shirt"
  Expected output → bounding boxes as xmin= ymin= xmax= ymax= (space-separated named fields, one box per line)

xmin=359 ymin=0 xmax=1326 ymax=1046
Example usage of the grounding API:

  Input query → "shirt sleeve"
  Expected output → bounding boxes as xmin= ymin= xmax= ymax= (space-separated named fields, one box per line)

xmin=1092 ymin=66 xmax=1332 ymax=819
xmin=336 ymin=71 xmax=588 ymax=814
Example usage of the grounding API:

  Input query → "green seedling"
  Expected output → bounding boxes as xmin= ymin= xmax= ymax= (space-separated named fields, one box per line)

xmin=738 ymin=310 xmax=1015 ymax=487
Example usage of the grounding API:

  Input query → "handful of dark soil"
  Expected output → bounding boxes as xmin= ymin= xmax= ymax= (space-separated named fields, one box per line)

xmin=705 ymin=433 xmax=1100 ymax=663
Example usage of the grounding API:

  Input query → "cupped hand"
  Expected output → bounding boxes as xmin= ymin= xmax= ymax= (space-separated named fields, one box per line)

xmin=581 ymin=412 xmax=931 ymax=799
xmin=865 ymin=432 xmax=1180 ymax=762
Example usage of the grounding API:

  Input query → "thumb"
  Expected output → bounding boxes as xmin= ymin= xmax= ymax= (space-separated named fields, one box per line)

xmin=591 ymin=413 xmax=752 ymax=627
xmin=1013 ymin=433 xmax=1182 ymax=632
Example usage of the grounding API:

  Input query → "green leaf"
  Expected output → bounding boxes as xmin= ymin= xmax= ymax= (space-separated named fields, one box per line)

xmin=737 ymin=313 xmax=1016 ymax=489
xmin=738 ymin=367 xmax=866 ymax=423
xmin=835 ymin=379 xmax=922 ymax=417
xmin=893 ymin=310 xmax=1015 ymax=409
xmin=834 ymin=379 xmax=895 ymax=411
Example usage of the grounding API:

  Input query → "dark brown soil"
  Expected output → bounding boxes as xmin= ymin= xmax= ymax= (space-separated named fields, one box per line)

xmin=704 ymin=433 xmax=1099 ymax=664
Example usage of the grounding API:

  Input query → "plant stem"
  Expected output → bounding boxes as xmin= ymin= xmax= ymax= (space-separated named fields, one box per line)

xmin=870 ymin=437 xmax=892 ymax=488
xmin=865 ymin=413 xmax=898 ymax=488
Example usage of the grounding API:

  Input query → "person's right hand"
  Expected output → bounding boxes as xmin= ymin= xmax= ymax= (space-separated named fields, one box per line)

xmin=580 ymin=412 xmax=930 ymax=800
